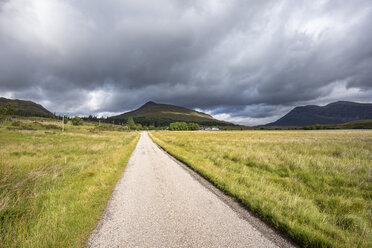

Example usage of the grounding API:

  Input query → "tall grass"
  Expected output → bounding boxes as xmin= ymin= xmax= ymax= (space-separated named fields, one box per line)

xmin=0 ymin=121 xmax=139 ymax=247
xmin=150 ymin=130 xmax=372 ymax=248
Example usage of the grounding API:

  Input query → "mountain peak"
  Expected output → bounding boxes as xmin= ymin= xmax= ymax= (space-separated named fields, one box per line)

xmin=327 ymin=101 xmax=351 ymax=105
xmin=110 ymin=101 xmax=232 ymax=126
xmin=142 ymin=101 xmax=157 ymax=107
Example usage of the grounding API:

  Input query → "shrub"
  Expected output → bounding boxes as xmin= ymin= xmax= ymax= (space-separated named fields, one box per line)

xmin=188 ymin=123 xmax=200 ymax=130
xmin=44 ymin=124 xmax=59 ymax=130
xmin=169 ymin=122 xmax=188 ymax=131
xmin=72 ymin=116 xmax=84 ymax=126
xmin=11 ymin=121 xmax=21 ymax=126
xmin=169 ymin=122 xmax=200 ymax=131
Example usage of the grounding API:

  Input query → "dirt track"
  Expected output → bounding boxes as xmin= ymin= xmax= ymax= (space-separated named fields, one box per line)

xmin=87 ymin=132 xmax=294 ymax=248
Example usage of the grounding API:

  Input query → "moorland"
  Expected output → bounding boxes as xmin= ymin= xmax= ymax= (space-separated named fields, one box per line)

xmin=151 ymin=130 xmax=372 ymax=248
xmin=0 ymin=118 xmax=139 ymax=247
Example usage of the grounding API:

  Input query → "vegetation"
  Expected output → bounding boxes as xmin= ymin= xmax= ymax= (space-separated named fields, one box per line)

xmin=90 ymin=123 xmax=129 ymax=132
xmin=6 ymin=120 xmax=60 ymax=131
xmin=0 ymin=119 xmax=139 ymax=247
xmin=169 ymin=122 xmax=188 ymax=130
xmin=258 ymin=120 xmax=372 ymax=130
xmin=311 ymin=120 xmax=372 ymax=130
xmin=127 ymin=117 xmax=136 ymax=130
xmin=0 ymin=102 xmax=16 ymax=116
xmin=187 ymin=122 xmax=200 ymax=130
xmin=169 ymin=122 xmax=200 ymax=131
xmin=150 ymin=130 xmax=372 ymax=248
xmin=71 ymin=116 xmax=84 ymax=126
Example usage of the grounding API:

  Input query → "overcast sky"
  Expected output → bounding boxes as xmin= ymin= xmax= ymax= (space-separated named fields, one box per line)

xmin=0 ymin=0 xmax=371 ymax=125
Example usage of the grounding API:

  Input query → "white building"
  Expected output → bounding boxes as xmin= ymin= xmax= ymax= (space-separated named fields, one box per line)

xmin=200 ymin=127 xmax=220 ymax=131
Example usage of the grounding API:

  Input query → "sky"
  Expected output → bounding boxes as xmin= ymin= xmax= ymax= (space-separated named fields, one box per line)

xmin=0 ymin=0 xmax=371 ymax=125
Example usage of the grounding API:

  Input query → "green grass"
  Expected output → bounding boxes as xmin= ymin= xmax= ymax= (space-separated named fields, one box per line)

xmin=0 ymin=119 xmax=139 ymax=247
xmin=150 ymin=130 xmax=372 ymax=248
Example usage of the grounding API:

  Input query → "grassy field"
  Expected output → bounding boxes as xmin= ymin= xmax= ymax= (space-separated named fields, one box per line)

xmin=0 ymin=119 xmax=139 ymax=247
xmin=150 ymin=130 xmax=372 ymax=248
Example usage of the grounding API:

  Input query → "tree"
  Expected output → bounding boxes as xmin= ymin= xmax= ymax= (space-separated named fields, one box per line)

xmin=0 ymin=106 xmax=5 ymax=116
xmin=188 ymin=123 xmax=200 ymax=130
xmin=127 ymin=117 xmax=136 ymax=130
xmin=169 ymin=122 xmax=189 ymax=131
xmin=72 ymin=116 xmax=84 ymax=126
xmin=0 ymin=102 xmax=16 ymax=116
xmin=136 ymin=123 xmax=143 ymax=130
xmin=0 ymin=103 xmax=16 ymax=123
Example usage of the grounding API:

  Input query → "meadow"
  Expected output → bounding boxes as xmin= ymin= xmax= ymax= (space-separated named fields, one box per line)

xmin=150 ymin=130 xmax=372 ymax=248
xmin=0 ymin=119 xmax=139 ymax=247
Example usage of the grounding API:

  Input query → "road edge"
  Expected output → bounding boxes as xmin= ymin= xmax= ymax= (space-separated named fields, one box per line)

xmin=149 ymin=132 xmax=300 ymax=248
xmin=85 ymin=133 xmax=141 ymax=247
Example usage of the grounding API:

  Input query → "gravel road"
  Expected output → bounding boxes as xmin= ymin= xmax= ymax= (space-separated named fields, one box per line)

xmin=87 ymin=132 xmax=294 ymax=248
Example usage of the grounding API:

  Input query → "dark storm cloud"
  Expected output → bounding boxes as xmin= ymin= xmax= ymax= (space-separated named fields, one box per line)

xmin=0 ymin=0 xmax=371 ymax=124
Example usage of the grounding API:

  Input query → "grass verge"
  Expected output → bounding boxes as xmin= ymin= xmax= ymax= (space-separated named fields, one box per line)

xmin=150 ymin=130 xmax=372 ymax=248
xmin=0 ymin=120 xmax=139 ymax=247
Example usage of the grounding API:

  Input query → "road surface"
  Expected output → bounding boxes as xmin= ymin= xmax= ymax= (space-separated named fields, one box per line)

xmin=87 ymin=132 xmax=294 ymax=248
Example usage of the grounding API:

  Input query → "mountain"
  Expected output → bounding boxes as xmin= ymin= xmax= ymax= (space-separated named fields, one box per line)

xmin=109 ymin=101 xmax=232 ymax=126
xmin=0 ymin=97 xmax=54 ymax=117
xmin=267 ymin=101 xmax=372 ymax=126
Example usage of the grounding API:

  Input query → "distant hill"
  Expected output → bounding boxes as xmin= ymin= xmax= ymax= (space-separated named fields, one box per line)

xmin=336 ymin=119 xmax=372 ymax=129
xmin=267 ymin=101 xmax=372 ymax=126
xmin=0 ymin=97 xmax=54 ymax=117
xmin=109 ymin=101 xmax=232 ymax=126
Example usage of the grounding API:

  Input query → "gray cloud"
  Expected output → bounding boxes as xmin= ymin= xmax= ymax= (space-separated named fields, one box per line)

xmin=0 ymin=0 xmax=371 ymax=125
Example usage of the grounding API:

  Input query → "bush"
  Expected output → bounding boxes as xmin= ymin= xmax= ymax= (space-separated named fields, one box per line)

xmin=169 ymin=122 xmax=200 ymax=131
xmin=72 ymin=116 xmax=84 ymax=126
xmin=44 ymin=124 xmax=59 ymax=130
xmin=188 ymin=123 xmax=200 ymax=130
xmin=169 ymin=122 xmax=189 ymax=131
xmin=11 ymin=121 xmax=21 ymax=126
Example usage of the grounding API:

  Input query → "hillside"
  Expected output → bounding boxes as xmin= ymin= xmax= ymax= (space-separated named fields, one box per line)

xmin=0 ymin=97 xmax=54 ymax=117
xmin=109 ymin=101 xmax=232 ymax=126
xmin=267 ymin=101 xmax=372 ymax=126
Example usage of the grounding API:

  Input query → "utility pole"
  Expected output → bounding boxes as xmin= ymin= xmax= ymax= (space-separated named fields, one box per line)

xmin=62 ymin=115 xmax=64 ymax=132
xmin=99 ymin=120 xmax=101 ymax=126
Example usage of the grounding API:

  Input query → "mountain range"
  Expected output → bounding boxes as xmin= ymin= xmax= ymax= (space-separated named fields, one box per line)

xmin=267 ymin=101 xmax=372 ymax=126
xmin=1 ymin=97 xmax=371 ymax=127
